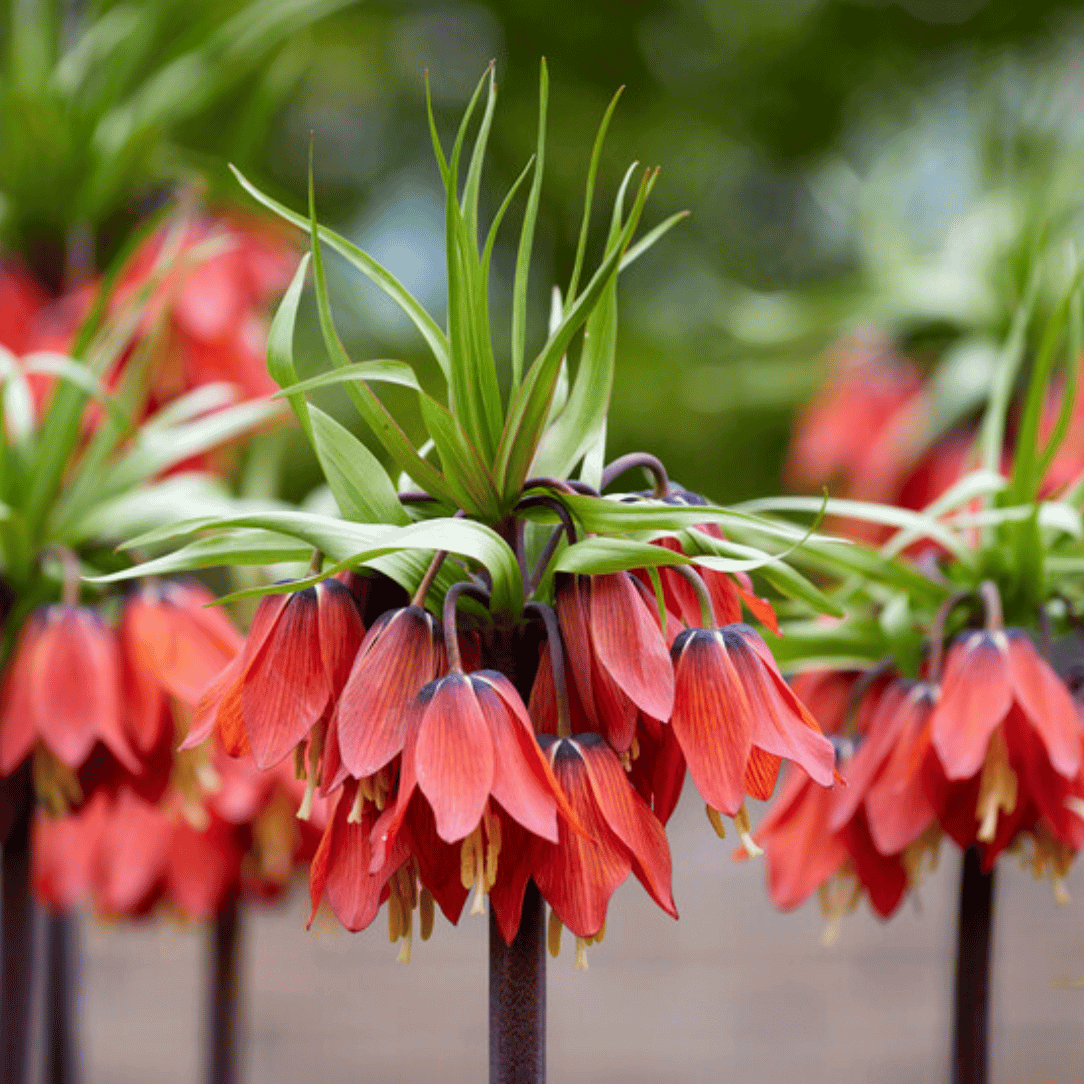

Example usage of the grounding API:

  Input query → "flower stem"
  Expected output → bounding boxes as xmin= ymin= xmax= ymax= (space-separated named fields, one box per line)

xmin=526 ymin=603 xmax=571 ymax=738
xmin=952 ymin=848 xmax=994 ymax=1084
xmin=412 ymin=550 xmax=448 ymax=608
xmin=442 ymin=580 xmax=490 ymax=672
xmin=979 ymin=580 xmax=1003 ymax=633
xmin=600 ymin=452 xmax=669 ymax=497
xmin=928 ymin=589 xmax=975 ymax=682
xmin=670 ymin=564 xmax=716 ymax=627
xmin=489 ymin=880 xmax=546 ymax=1084
xmin=42 ymin=910 xmax=81 ymax=1084
xmin=206 ymin=892 xmax=242 ymax=1084
xmin=1 ymin=762 xmax=35 ymax=1084
xmin=520 ymin=497 xmax=579 ymax=599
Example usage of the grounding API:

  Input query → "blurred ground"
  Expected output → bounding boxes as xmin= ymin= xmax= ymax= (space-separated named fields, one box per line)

xmin=77 ymin=782 xmax=1084 ymax=1084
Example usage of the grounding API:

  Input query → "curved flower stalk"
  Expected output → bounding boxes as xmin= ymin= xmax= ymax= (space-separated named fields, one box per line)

xmin=106 ymin=66 xmax=852 ymax=1008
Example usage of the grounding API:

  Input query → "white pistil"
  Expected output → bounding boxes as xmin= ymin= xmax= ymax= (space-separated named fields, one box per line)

xmin=734 ymin=802 xmax=763 ymax=858
xmin=574 ymin=937 xmax=589 ymax=971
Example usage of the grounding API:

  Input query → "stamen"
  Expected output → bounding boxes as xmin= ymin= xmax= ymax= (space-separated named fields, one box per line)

xmin=396 ymin=908 xmax=413 ymax=964
xmin=975 ymin=730 xmax=1017 ymax=843
xmin=420 ymin=888 xmax=435 ymax=941
xmin=705 ymin=804 xmax=727 ymax=840
xmin=32 ymin=746 xmax=83 ymax=816
xmin=484 ymin=810 xmax=502 ymax=890
xmin=902 ymin=824 xmax=942 ymax=888
xmin=629 ymin=736 xmax=640 ymax=762
xmin=374 ymin=768 xmax=390 ymax=811
xmin=347 ymin=787 xmax=365 ymax=824
xmin=547 ymin=910 xmax=563 ymax=958
xmin=574 ymin=937 xmax=589 ymax=971
xmin=293 ymin=743 xmax=307 ymax=782
xmin=734 ymin=802 xmax=763 ymax=858
xmin=298 ymin=720 xmax=328 ymax=822
xmin=619 ymin=751 xmax=632 ymax=772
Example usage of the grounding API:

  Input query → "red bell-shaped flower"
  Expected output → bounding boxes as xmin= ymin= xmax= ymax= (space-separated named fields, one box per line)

xmin=0 ymin=605 xmax=138 ymax=779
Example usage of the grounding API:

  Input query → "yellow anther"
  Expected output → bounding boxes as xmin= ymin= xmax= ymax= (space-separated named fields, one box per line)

xmin=32 ymin=746 xmax=82 ymax=817
xmin=547 ymin=910 xmax=563 ymax=958
xmin=374 ymin=768 xmax=390 ymax=812
xmin=388 ymin=889 xmax=402 ymax=943
xmin=705 ymin=804 xmax=727 ymax=840
xmin=817 ymin=864 xmax=861 ymax=946
xmin=420 ymin=888 xmax=435 ymax=941
xmin=734 ymin=802 xmax=763 ymax=858
xmin=618 ymin=751 xmax=632 ymax=772
xmin=975 ymin=730 xmax=1017 ymax=843
xmin=484 ymin=811 xmax=502 ymax=890
xmin=293 ymin=743 xmax=307 ymax=782
xmin=629 ymin=736 xmax=640 ymax=762
xmin=347 ymin=787 xmax=365 ymax=824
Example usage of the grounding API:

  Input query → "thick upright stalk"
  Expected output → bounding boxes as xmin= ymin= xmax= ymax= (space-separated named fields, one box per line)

xmin=489 ymin=880 xmax=546 ymax=1084
xmin=206 ymin=893 xmax=242 ymax=1084
xmin=1 ymin=764 xmax=35 ymax=1084
xmin=952 ymin=848 xmax=995 ymax=1084
xmin=43 ymin=911 xmax=80 ymax=1084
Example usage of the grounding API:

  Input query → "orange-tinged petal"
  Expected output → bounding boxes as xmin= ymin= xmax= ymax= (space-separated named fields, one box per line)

xmin=577 ymin=733 xmax=677 ymax=918
xmin=472 ymin=673 xmax=559 ymax=842
xmin=413 ymin=674 xmax=494 ymax=843
xmin=670 ymin=629 xmax=751 ymax=816
xmin=32 ymin=608 xmax=137 ymax=772
xmin=315 ymin=579 xmax=365 ymax=695
xmin=743 ymin=747 xmax=782 ymax=801
xmin=588 ymin=573 xmax=674 ymax=723
xmin=931 ymin=633 xmax=1013 ymax=779
xmin=725 ymin=626 xmax=835 ymax=786
xmin=336 ymin=607 xmax=439 ymax=778
xmin=180 ymin=654 xmax=242 ymax=750
xmin=241 ymin=589 xmax=330 ymax=769
xmin=1006 ymin=631 xmax=1082 ymax=778
xmin=532 ymin=739 xmax=631 ymax=938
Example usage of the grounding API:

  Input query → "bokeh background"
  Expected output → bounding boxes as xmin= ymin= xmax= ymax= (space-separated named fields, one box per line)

xmin=10 ymin=0 xmax=1084 ymax=1079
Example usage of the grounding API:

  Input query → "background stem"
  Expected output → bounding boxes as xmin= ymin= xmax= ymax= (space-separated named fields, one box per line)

xmin=43 ymin=910 xmax=80 ymax=1084
xmin=1 ymin=763 xmax=35 ymax=1084
xmin=489 ymin=880 xmax=546 ymax=1084
xmin=206 ymin=893 xmax=243 ymax=1084
xmin=952 ymin=847 xmax=995 ymax=1084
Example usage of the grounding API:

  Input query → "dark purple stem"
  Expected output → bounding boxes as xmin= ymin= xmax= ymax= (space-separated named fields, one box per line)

xmin=206 ymin=893 xmax=242 ymax=1084
xmin=600 ymin=453 xmax=669 ymax=496
xmin=489 ymin=880 xmax=546 ymax=1084
xmin=952 ymin=848 xmax=994 ymax=1084
xmin=43 ymin=910 xmax=81 ymax=1084
xmin=1 ymin=763 xmax=35 ymax=1084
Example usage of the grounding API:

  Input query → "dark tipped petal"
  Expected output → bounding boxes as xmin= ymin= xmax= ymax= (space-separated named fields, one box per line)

xmin=315 ymin=579 xmax=366 ymax=696
xmin=413 ymin=674 xmax=494 ymax=843
xmin=577 ymin=734 xmax=677 ymax=918
xmin=931 ymin=633 xmax=1013 ymax=779
xmin=588 ymin=574 xmax=674 ymax=722
xmin=1006 ymin=631 xmax=1082 ymax=778
xmin=241 ymin=591 xmax=330 ymax=769
xmin=669 ymin=630 xmax=751 ymax=816
xmin=336 ymin=607 xmax=439 ymax=778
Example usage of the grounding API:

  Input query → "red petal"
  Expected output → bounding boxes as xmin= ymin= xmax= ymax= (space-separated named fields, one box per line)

xmin=316 ymin=579 xmax=365 ymax=695
xmin=669 ymin=630 xmax=751 ymax=816
xmin=336 ymin=607 xmax=440 ymax=778
xmin=863 ymin=686 xmax=937 ymax=855
xmin=1006 ymin=631 xmax=1082 ymax=778
xmin=402 ymin=796 xmax=469 ymax=924
xmin=555 ymin=576 xmax=601 ymax=731
xmin=413 ymin=673 xmax=494 ymax=843
xmin=166 ymin=820 xmax=241 ymax=921
xmin=588 ymin=573 xmax=674 ymax=722
xmin=180 ymin=655 xmax=241 ymax=751
xmin=743 ymin=747 xmax=782 ymax=801
xmin=725 ymin=626 xmax=835 ymax=786
xmin=96 ymin=789 xmax=174 ymax=915
xmin=757 ymin=770 xmax=848 ymax=910
xmin=0 ymin=616 xmax=42 ymax=774
xmin=931 ymin=633 xmax=1013 ymax=779
xmin=532 ymin=741 xmax=631 ymax=938
xmin=734 ymin=574 xmax=779 ymax=635
xmin=33 ymin=608 xmax=137 ymax=772
xmin=241 ymin=590 xmax=330 ymax=769
xmin=488 ymin=815 xmax=536 ymax=945
xmin=842 ymin=810 xmax=908 ymax=918
xmin=31 ymin=793 xmax=109 ymax=911
xmin=472 ymin=673 xmax=558 ymax=841
xmin=577 ymin=734 xmax=677 ymax=918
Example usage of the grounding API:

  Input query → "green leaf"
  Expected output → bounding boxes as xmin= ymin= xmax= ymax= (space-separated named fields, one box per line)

xmin=266 ymin=252 xmax=314 ymax=443
xmin=232 ymin=165 xmax=451 ymax=382
xmin=20 ymin=352 xmax=132 ymax=429
xmin=305 ymin=158 xmax=455 ymax=505
xmin=556 ymin=536 xmax=693 ymax=576
xmin=565 ymin=86 xmax=623 ymax=309
xmin=271 ymin=360 xmax=422 ymax=400
xmin=418 ymin=394 xmax=500 ymax=518
xmin=308 ymin=405 xmax=408 ymax=526
xmin=510 ymin=60 xmax=548 ymax=388
xmin=496 ymin=168 xmax=652 ymax=501
xmin=98 ymin=510 xmax=525 ymax=615
xmin=618 ymin=211 xmax=689 ymax=273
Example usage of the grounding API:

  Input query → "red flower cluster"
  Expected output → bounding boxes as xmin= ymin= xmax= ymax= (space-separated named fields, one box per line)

xmin=755 ymin=628 xmax=1084 ymax=937
xmin=32 ymin=756 xmax=322 ymax=921
xmin=191 ymin=561 xmax=834 ymax=965
xmin=0 ymin=582 xmax=241 ymax=814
